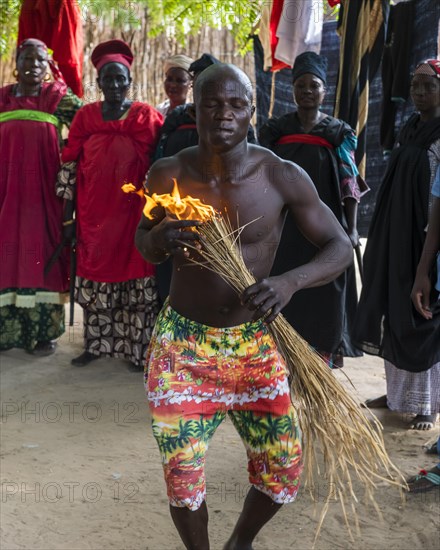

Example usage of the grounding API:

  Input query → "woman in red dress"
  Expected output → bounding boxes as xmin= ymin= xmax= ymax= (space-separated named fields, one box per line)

xmin=0 ymin=38 xmax=81 ymax=355
xmin=60 ymin=40 xmax=163 ymax=370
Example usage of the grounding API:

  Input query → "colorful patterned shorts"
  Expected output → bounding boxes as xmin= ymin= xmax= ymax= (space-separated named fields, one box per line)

xmin=145 ymin=302 xmax=302 ymax=511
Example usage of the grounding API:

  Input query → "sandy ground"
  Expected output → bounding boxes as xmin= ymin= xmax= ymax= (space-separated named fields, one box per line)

xmin=1 ymin=303 xmax=439 ymax=550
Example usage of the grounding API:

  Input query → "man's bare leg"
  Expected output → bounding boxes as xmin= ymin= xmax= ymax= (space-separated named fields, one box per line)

xmin=170 ymin=502 xmax=210 ymax=550
xmin=223 ymin=487 xmax=282 ymax=550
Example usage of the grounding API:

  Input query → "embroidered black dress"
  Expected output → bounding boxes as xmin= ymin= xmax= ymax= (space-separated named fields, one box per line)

xmin=259 ymin=112 xmax=363 ymax=365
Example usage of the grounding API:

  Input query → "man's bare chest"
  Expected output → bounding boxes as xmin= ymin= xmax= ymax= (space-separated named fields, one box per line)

xmin=177 ymin=178 xmax=283 ymax=244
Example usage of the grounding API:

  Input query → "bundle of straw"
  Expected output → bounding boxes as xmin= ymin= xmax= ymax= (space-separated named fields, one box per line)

xmin=188 ymin=213 xmax=405 ymax=541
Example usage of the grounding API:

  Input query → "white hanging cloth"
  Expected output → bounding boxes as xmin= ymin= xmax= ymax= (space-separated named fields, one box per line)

xmin=275 ymin=0 xmax=323 ymax=67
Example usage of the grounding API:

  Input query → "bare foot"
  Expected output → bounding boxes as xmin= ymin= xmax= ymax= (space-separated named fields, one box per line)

xmin=363 ymin=395 xmax=388 ymax=408
xmin=409 ymin=414 xmax=438 ymax=431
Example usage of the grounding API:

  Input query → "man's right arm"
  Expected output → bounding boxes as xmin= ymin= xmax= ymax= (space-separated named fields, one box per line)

xmin=135 ymin=160 xmax=201 ymax=264
xmin=135 ymin=214 xmax=170 ymax=264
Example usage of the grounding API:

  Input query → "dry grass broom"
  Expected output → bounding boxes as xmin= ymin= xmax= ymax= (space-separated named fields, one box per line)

xmin=131 ymin=181 xmax=406 ymax=542
xmin=185 ymin=212 xmax=406 ymax=543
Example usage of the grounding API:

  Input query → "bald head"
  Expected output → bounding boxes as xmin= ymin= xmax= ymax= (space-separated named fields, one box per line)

xmin=194 ymin=63 xmax=254 ymax=104
xmin=194 ymin=63 xmax=255 ymax=153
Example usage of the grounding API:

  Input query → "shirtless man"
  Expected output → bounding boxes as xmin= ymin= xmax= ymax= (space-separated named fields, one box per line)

xmin=136 ymin=64 xmax=352 ymax=550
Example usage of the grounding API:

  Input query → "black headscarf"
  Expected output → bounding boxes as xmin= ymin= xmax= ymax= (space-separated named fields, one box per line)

xmin=291 ymin=51 xmax=327 ymax=84
xmin=189 ymin=53 xmax=220 ymax=76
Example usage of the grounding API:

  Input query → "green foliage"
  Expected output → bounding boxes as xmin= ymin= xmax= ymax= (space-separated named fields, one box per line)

xmin=146 ymin=0 xmax=263 ymax=54
xmin=79 ymin=0 xmax=263 ymax=54
xmin=0 ymin=0 xmax=21 ymax=59
xmin=78 ymin=0 xmax=142 ymax=28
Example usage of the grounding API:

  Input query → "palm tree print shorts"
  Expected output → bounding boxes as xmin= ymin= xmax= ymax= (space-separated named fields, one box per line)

xmin=145 ymin=302 xmax=302 ymax=511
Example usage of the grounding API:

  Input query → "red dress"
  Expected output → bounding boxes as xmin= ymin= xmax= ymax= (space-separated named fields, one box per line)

xmin=61 ymin=102 xmax=163 ymax=283
xmin=0 ymin=81 xmax=68 ymax=294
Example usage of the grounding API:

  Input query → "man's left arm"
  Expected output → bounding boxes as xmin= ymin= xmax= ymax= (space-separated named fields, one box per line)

xmin=242 ymin=162 xmax=353 ymax=322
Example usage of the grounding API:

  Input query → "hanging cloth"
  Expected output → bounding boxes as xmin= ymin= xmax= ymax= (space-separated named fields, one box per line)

xmin=274 ymin=0 xmax=323 ymax=68
xmin=334 ymin=0 xmax=390 ymax=178
xmin=269 ymin=0 xmax=291 ymax=71
xmin=18 ymin=0 xmax=84 ymax=97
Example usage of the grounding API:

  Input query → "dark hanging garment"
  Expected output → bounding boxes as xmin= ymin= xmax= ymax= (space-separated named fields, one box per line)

xmin=353 ymin=114 xmax=440 ymax=372
xmin=259 ymin=112 xmax=361 ymax=357
xmin=333 ymin=0 xmax=389 ymax=178
xmin=380 ymin=0 xmax=415 ymax=152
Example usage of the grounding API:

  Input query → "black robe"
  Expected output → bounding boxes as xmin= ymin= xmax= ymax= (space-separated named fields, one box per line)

xmin=259 ymin=113 xmax=360 ymax=357
xmin=352 ymin=114 xmax=440 ymax=372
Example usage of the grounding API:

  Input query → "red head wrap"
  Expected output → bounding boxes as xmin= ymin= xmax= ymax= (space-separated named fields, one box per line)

xmin=16 ymin=38 xmax=64 ymax=82
xmin=413 ymin=59 xmax=440 ymax=79
xmin=16 ymin=38 xmax=48 ymax=59
xmin=91 ymin=39 xmax=134 ymax=73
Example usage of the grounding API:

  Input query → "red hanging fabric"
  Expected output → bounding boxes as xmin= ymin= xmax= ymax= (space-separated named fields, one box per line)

xmin=269 ymin=0 xmax=291 ymax=72
xmin=18 ymin=0 xmax=84 ymax=97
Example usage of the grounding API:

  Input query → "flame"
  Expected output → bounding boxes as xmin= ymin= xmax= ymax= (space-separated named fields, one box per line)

xmin=121 ymin=182 xmax=145 ymax=198
xmin=171 ymin=178 xmax=180 ymax=200
xmin=143 ymin=194 xmax=159 ymax=219
xmin=144 ymin=178 xmax=216 ymax=222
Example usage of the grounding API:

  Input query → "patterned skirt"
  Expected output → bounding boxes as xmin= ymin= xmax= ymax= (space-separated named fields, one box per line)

xmin=75 ymin=276 xmax=159 ymax=367
xmin=0 ymin=301 xmax=65 ymax=352
xmin=385 ymin=360 xmax=440 ymax=416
